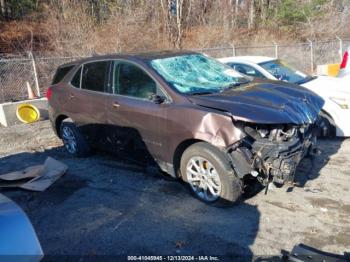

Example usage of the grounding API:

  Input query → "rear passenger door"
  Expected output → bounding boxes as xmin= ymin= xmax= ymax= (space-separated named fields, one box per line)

xmin=105 ymin=61 xmax=169 ymax=160
xmin=64 ymin=60 xmax=111 ymax=145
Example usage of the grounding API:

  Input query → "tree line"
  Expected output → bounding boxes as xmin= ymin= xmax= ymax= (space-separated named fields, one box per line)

xmin=0 ymin=0 xmax=349 ymax=53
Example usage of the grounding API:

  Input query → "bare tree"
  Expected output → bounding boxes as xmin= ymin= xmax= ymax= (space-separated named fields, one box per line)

xmin=160 ymin=0 xmax=190 ymax=49
xmin=232 ymin=0 xmax=239 ymax=28
xmin=0 ymin=0 xmax=7 ymax=18
xmin=248 ymin=0 xmax=256 ymax=29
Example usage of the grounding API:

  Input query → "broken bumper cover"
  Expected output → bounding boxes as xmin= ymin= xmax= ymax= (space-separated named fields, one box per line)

xmin=252 ymin=136 xmax=314 ymax=184
xmin=228 ymin=124 xmax=317 ymax=185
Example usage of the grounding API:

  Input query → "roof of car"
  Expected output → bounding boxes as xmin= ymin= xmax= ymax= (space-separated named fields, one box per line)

xmin=59 ymin=50 xmax=198 ymax=67
xmin=218 ymin=56 xmax=276 ymax=64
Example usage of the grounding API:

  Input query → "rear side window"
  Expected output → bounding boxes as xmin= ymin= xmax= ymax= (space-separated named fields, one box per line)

xmin=52 ymin=65 xmax=75 ymax=85
xmin=81 ymin=61 xmax=109 ymax=92
xmin=71 ymin=67 xmax=82 ymax=88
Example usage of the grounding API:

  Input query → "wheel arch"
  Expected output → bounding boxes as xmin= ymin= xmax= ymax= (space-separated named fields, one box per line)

xmin=319 ymin=109 xmax=336 ymax=137
xmin=320 ymin=109 xmax=335 ymax=123
xmin=55 ymin=114 xmax=69 ymax=138
xmin=172 ymin=139 xmax=204 ymax=178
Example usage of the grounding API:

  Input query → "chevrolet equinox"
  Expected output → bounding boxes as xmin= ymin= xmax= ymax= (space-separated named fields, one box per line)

xmin=48 ymin=51 xmax=324 ymax=205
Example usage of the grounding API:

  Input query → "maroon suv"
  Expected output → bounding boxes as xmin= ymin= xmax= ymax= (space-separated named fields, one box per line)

xmin=48 ymin=51 xmax=324 ymax=205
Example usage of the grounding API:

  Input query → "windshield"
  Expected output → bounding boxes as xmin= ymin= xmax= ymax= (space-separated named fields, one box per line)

xmin=259 ymin=59 xmax=312 ymax=84
xmin=150 ymin=54 xmax=249 ymax=94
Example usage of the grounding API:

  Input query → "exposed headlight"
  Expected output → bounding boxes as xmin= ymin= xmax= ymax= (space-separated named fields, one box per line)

xmin=330 ymin=97 xmax=349 ymax=109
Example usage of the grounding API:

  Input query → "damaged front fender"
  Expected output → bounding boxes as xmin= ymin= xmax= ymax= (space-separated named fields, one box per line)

xmin=192 ymin=112 xmax=245 ymax=148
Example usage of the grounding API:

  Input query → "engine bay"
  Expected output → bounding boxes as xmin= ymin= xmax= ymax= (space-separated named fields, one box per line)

xmin=228 ymin=122 xmax=319 ymax=187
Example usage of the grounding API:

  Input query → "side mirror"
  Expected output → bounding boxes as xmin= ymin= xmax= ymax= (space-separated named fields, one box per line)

xmin=149 ymin=93 xmax=165 ymax=104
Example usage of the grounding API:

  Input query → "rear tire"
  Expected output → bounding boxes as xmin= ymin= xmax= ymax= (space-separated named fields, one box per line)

xmin=180 ymin=142 xmax=242 ymax=206
xmin=60 ymin=119 xmax=90 ymax=157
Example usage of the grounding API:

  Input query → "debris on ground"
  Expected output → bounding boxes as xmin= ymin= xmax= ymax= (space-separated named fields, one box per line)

xmin=175 ymin=240 xmax=186 ymax=249
xmin=1 ymin=120 xmax=350 ymax=256
xmin=286 ymin=243 xmax=349 ymax=261
xmin=0 ymin=157 xmax=67 ymax=191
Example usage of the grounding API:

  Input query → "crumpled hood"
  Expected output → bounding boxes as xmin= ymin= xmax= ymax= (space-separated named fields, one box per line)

xmin=188 ymin=80 xmax=324 ymax=125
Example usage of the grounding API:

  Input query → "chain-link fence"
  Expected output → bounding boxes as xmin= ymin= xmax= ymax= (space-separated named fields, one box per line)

xmin=1 ymin=38 xmax=349 ymax=103
xmin=35 ymin=56 xmax=81 ymax=97
xmin=197 ymin=38 xmax=350 ymax=74
xmin=0 ymin=53 xmax=80 ymax=103
xmin=0 ymin=57 xmax=36 ymax=103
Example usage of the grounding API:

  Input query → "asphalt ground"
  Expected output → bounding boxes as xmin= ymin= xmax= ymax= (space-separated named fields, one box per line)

xmin=1 ymin=121 xmax=349 ymax=261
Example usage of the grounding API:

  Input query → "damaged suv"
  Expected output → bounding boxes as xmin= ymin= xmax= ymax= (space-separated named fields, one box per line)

xmin=48 ymin=51 xmax=324 ymax=205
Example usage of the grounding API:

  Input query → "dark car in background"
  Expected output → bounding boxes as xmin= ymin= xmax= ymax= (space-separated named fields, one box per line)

xmin=47 ymin=51 xmax=324 ymax=205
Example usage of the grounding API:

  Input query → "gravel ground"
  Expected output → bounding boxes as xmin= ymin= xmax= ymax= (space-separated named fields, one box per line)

xmin=0 ymin=121 xmax=349 ymax=260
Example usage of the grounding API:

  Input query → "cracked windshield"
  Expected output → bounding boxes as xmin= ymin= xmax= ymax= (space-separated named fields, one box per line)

xmin=151 ymin=54 xmax=248 ymax=95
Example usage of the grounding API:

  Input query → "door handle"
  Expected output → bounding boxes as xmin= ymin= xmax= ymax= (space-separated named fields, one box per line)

xmin=68 ymin=93 xmax=75 ymax=99
xmin=112 ymin=101 xmax=120 ymax=108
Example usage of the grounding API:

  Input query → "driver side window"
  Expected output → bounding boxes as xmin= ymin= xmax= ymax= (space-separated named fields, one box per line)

xmin=114 ymin=62 xmax=161 ymax=100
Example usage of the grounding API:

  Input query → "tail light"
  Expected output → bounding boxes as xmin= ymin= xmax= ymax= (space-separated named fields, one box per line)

xmin=46 ymin=87 xmax=53 ymax=100
xmin=340 ymin=51 xmax=348 ymax=69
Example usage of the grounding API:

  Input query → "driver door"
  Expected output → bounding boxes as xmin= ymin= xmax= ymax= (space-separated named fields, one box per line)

xmin=105 ymin=61 xmax=169 ymax=161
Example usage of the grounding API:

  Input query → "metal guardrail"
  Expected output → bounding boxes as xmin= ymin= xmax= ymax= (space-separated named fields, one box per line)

xmin=0 ymin=38 xmax=349 ymax=103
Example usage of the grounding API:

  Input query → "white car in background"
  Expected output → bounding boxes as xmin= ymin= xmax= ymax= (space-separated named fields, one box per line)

xmin=219 ymin=56 xmax=350 ymax=137
xmin=338 ymin=46 xmax=350 ymax=79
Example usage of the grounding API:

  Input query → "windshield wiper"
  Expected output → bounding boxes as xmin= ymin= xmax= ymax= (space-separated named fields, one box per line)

xmin=296 ymin=76 xmax=317 ymax=85
xmin=222 ymin=80 xmax=250 ymax=91
xmin=188 ymin=91 xmax=214 ymax=96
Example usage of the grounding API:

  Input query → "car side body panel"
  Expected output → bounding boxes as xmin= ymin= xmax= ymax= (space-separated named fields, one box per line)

xmin=48 ymin=52 xmax=324 ymax=182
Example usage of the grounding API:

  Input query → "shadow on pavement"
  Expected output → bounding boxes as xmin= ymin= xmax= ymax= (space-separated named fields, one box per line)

xmin=0 ymin=146 xmax=260 ymax=260
xmin=293 ymin=138 xmax=344 ymax=188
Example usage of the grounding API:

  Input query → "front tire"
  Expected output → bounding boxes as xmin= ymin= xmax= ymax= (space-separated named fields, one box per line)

xmin=60 ymin=119 xmax=90 ymax=157
xmin=180 ymin=142 xmax=242 ymax=206
xmin=318 ymin=115 xmax=336 ymax=138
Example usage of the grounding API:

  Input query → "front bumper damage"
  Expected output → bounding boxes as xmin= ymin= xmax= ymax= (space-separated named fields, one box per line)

xmin=227 ymin=123 xmax=318 ymax=187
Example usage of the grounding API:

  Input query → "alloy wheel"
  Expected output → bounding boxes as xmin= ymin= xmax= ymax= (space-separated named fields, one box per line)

xmin=186 ymin=156 xmax=222 ymax=202
xmin=61 ymin=126 xmax=77 ymax=154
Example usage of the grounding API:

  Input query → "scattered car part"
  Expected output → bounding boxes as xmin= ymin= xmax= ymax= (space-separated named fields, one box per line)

xmin=0 ymin=157 xmax=68 ymax=191
xmin=0 ymin=193 xmax=43 ymax=260
xmin=256 ymin=243 xmax=349 ymax=261
xmin=16 ymin=103 xmax=41 ymax=124
xmin=219 ymin=56 xmax=350 ymax=137
xmin=48 ymin=51 xmax=323 ymax=205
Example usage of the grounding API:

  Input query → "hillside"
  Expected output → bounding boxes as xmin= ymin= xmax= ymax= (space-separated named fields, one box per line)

xmin=0 ymin=0 xmax=349 ymax=55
